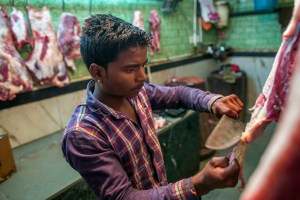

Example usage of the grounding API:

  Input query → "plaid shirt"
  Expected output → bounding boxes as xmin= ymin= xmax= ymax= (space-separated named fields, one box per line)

xmin=61 ymin=80 xmax=222 ymax=199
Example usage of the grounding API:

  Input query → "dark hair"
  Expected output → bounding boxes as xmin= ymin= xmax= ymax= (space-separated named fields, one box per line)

xmin=80 ymin=14 xmax=151 ymax=70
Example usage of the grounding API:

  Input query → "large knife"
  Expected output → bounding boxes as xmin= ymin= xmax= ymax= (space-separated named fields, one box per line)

xmin=205 ymin=115 xmax=246 ymax=150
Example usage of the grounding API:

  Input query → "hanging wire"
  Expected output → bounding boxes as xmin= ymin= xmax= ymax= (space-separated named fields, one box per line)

xmin=62 ymin=0 xmax=65 ymax=12
xmin=89 ymin=0 xmax=92 ymax=15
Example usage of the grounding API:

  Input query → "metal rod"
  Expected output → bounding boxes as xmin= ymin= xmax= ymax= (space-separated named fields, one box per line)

xmin=62 ymin=0 xmax=65 ymax=12
xmin=89 ymin=0 xmax=92 ymax=14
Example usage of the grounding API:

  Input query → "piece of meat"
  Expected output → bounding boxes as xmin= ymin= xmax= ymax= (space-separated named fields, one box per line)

xmin=57 ymin=13 xmax=81 ymax=72
xmin=9 ymin=7 xmax=32 ymax=50
xmin=26 ymin=6 xmax=69 ymax=87
xmin=148 ymin=10 xmax=161 ymax=56
xmin=241 ymin=23 xmax=300 ymax=143
xmin=132 ymin=10 xmax=145 ymax=31
xmin=240 ymin=37 xmax=300 ymax=200
xmin=0 ymin=7 xmax=33 ymax=101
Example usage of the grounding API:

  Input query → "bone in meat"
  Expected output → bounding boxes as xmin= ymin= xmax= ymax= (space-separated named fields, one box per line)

xmin=9 ymin=7 xmax=32 ymax=50
xmin=0 ymin=7 xmax=33 ymax=101
xmin=57 ymin=13 xmax=82 ymax=72
xmin=148 ymin=10 xmax=161 ymax=56
xmin=26 ymin=6 xmax=69 ymax=87
xmin=227 ymin=22 xmax=300 ymax=190
xmin=241 ymin=23 xmax=300 ymax=143
xmin=132 ymin=10 xmax=145 ymax=31
xmin=240 ymin=31 xmax=300 ymax=200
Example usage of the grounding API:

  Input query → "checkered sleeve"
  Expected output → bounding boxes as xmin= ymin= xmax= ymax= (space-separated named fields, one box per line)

xmin=171 ymin=178 xmax=200 ymax=200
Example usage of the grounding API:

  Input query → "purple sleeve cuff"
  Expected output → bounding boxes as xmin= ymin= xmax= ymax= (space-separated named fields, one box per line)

xmin=171 ymin=178 xmax=199 ymax=199
xmin=206 ymin=94 xmax=223 ymax=113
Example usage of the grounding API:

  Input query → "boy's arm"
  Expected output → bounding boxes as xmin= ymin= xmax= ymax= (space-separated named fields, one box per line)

xmin=61 ymin=130 xmax=200 ymax=200
xmin=145 ymin=83 xmax=243 ymax=118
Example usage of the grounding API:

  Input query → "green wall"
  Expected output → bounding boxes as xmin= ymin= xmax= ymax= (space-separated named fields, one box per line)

xmin=216 ymin=0 xmax=294 ymax=51
xmin=0 ymin=0 xmax=295 ymax=82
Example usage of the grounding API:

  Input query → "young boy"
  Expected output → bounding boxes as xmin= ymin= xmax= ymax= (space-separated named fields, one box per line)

xmin=61 ymin=14 xmax=243 ymax=199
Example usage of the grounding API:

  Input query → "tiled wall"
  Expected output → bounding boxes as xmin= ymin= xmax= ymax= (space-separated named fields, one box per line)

xmin=220 ymin=14 xmax=282 ymax=51
xmin=0 ymin=0 xmax=218 ymax=80
xmin=217 ymin=0 xmax=287 ymax=51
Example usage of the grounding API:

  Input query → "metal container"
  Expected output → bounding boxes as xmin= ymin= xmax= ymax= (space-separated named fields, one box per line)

xmin=0 ymin=134 xmax=16 ymax=182
xmin=215 ymin=1 xmax=229 ymax=29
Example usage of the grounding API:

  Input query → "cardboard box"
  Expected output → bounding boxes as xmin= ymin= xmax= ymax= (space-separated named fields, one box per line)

xmin=0 ymin=134 xmax=16 ymax=182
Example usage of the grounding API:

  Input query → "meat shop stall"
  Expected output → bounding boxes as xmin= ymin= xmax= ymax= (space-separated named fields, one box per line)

xmin=0 ymin=0 xmax=298 ymax=199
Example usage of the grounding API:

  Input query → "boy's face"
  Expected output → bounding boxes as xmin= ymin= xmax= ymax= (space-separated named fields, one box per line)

xmin=100 ymin=45 xmax=148 ymax=99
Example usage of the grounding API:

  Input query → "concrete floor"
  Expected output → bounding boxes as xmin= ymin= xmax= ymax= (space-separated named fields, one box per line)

xmin=200 ymin=121 xmax=276 ymax=200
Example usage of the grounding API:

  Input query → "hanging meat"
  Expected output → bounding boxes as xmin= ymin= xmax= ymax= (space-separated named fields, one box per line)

xmin=240 ymin=28 xmax=300 ymax=200
xmin=26 ymin=6 xmax=69 ymax=87
xmin=0 ymin=7 xmax=33 ymax=101
xmin=148 ymin=10 xmax=161 ymax=56
xmin=241 ymin=23 xmax=300 ymax=144
xmin=57 ymin=13 xmax=81 ymax=72
xmin=9 ymin=7 xmax=32 ymax=50
xmin=226 ymin=21 xmax=300 ymax=190
xmin=132 ymin=10 xmax=145 ymax=31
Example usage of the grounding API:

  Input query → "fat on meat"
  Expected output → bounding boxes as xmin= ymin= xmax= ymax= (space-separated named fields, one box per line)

xmin=132 ymin=10 xmax=145 ymax=31
xmin=57 ymin=13 xmax=81 ymax=72
xmin=241 ymin=23 xmax=300 ymax=143
xmin=9 ymin=7 xmax=32 ymax=50
xmin=0 ymin=7 xmax=33 ymax=101
xmin=26 ymin=6 xmax=69 ymax=87
xmin=240 ymin=30 xmax=300 ymax=200
xmin=148 ymin=10 xmax=161 ymax=56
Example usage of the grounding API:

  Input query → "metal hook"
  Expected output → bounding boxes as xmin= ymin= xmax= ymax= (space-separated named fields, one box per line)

xmin=62 ymin=0 xmax=65 ymax=12
xmin=89 ymin=0 xmax=92 ymax=15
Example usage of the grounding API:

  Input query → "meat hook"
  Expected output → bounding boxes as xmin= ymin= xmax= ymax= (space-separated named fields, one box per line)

xmin=62 ymin=0 xmax=65 ymax=12
xmin=89 ymin=0 xmax=92 ymax=15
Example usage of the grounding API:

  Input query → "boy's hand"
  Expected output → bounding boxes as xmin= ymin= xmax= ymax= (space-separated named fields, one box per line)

xmin=211 ymin=94 xmax=243 ymax=119
xmin=192 ymin=157 xmax=240 ymax=196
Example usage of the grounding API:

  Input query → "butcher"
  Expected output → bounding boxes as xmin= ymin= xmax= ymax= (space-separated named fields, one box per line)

xmin=61 ymin=14 xmax=243 ymax=199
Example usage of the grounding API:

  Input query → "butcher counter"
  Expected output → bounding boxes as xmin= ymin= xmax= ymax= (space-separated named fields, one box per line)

xmin=0 ymin=110 xmax=201 ymax=200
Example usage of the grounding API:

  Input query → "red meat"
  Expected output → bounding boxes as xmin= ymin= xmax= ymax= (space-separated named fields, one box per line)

xmin=57 ymin=13 xmax=81 ymax=72
xmin=9 ymin=7 xmax=32 ymax=50
xmin=26 ymin=6 xmax=69 ymax=87
xmin=0 ymin=7 xmax=33 ymax=101
xmin=242 ymin=23 xmax=300 ymax=143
